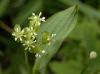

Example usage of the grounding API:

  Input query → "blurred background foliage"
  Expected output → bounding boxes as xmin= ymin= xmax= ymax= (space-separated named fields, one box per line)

xmin=0 ymin=0 xmax=100 ymax=74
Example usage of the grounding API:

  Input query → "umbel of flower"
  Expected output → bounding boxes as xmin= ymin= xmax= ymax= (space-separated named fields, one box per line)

xmin=12 ymin=12 xmax=56 ymax=54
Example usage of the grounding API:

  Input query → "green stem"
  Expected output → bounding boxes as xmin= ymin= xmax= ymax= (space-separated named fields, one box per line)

xmin=24 ymin=51 xmax=29 ymax=68
xmin=0 ymin=21 xmax=13 ymax=33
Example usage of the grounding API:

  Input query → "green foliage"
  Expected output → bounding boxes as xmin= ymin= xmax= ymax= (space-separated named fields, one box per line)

xmin=50 ymin=61 xmax=83 ymax=74
xmin=59 ymin=0 xmax=100 ymax=20
xmin=12 ymin=5 xmax=78 ymax=74
xmin=1 ymin=0 xmax=100 ymax=74
xmin=33 ymin=6 xmax=78 ymax=74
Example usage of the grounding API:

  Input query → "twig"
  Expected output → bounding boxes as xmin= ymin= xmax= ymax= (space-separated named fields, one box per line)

xmin=0 ymin=21 xmax=13 ymax=34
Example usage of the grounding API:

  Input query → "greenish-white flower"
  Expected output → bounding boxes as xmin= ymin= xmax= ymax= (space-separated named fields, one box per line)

xmin=12 ymin=24 xmax=23 ymax=41
xmin=12 ymin=12 xmax=56 ymax=54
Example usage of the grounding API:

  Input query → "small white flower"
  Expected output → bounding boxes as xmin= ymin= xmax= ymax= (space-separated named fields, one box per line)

xmin=47 ymin=37 xmax=51 ymax=41
xmin=12 ymin=33 xmax=15 ymax=36
xmin=39 ymin=12 xmax=42 ymax=17
xmin=23 ymin=35 xmax=27 ymax=37
xmin=22 ymin=29 xmax=24 ymax=33
xmin=35 ymin=53 xmax=41 ymax=58
xmin=36 ymin=22 xmax=41 ymax=26
xmin=19 ymin=38 xmax=23 ymax=42
xmin=26 ymin=41 xmax=30 ymax=44
xmin=41 ymin=50 xmax=45 ymax=54
xmin=32 ymin=36 xmax=35 ymax=39
xmin=52 ymin=34 xmax=56 ymax=37
xmin=32 ymin=13 xmax=35 ymax=16
xmin=23 ymin=43 xmax=25 ymax=46
xmin=90 ymin=51 xmax=97 ymax=59
xmin=41 ymin=17 xmax=45 ymax=22
xmin=16 ymin=28 xmax=19 ymax=32
xmin=30 ymin=27 xmax=33 ymax=30
xmin=34 ymin=32 xmax=37 ymax=36
xmin=15 ymin=38 xmax=17 ymax=41
xmin=34 ymin=16 xmax=37 ymax=20
xmin=29 ymin=48 xmax=31 ymax=51
xmin=34 ymin=40 xmax=36 ymax=43
xmin=32 ymin=45 xmax=35 ymax=48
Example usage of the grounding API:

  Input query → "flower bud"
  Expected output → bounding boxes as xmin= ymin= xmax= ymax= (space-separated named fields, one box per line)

xmin=90 ymin=51 xmax=97 ymax=59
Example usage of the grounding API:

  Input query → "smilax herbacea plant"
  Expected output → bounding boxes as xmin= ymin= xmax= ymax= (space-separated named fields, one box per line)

xmin=12 ymin=12 xmax=56 ymax=57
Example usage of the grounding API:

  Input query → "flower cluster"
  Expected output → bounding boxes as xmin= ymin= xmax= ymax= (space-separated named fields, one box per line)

xmin=12 ymin=12 xmax=56 ymax=54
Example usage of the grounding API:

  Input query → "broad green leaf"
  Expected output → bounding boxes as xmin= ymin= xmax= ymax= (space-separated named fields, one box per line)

xmin=59 ymin=0 xmax=100 ymax=20
xmin=50 ymin=61 xmax=83 ymax=74
xmin=33 ymin=6 xmax=78 ymax=74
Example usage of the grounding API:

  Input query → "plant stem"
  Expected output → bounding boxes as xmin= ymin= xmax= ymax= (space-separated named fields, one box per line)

xmin=24 ymin=51 xmax=29 ymax=68
xmin=0 ymin=21 xmax=13 ymax=33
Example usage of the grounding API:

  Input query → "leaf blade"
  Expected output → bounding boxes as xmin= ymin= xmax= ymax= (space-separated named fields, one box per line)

xmin=33 ymin=5 xmax=78 ymax=74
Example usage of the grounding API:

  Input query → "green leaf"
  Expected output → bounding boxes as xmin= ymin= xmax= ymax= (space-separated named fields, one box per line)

xmin=69 ymin=18 xmax=99 ymax=39
xmin=78 ymin=19 xmax=100 ymax=74
xmin=69 ymin=18 xmax=98 ymax=59
xmin=80 ymin=19 xmax=97 ymax=51
xmin=33 ymin=6 xmax=78 ymax=74
xmin=69 ymin=18 xmax=98 ymax=50
xmin=50 ymin=60 xmax=83 ymax=74
xmin=69 ymin=18 xmax=100 ymax=74
xmin=59 ymin=0 xmax=100 ymax=20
